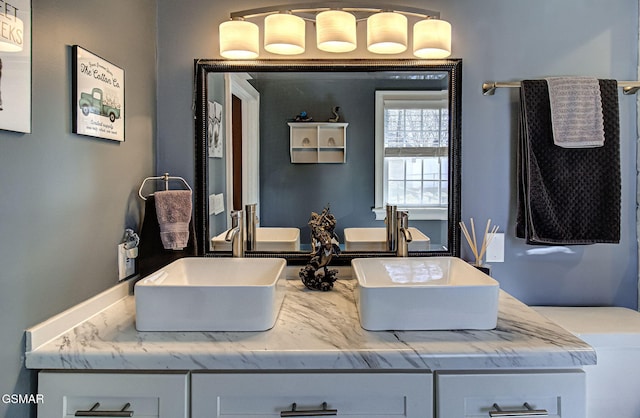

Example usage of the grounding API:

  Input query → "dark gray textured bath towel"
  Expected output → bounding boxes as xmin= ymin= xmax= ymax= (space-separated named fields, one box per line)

xmin=516 ymin=79 xmax=620 ymax=245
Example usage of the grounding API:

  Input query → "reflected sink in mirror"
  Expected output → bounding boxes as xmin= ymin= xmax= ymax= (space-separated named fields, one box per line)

xmin=211 ymin=227 xmax=300 ymax=251
xmin=134 ymin=257 xmax=286 ymax=331
xmin=344 ymin=227 xmax=430 ymax=251
xmin=352 ymin=257 xmax=499 ymax=331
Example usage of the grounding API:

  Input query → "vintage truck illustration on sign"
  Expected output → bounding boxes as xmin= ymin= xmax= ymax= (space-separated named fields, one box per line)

xmin=78 ymin=87 xmax=121 ymax=122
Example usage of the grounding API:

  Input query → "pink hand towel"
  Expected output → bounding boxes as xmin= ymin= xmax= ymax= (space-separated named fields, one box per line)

xmin=154 ymin=190 xmax=192 ymax=250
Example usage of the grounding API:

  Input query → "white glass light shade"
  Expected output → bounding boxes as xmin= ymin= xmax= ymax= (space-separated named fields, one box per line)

xmin=264 ymin=13 xmax=305 ymax=55
xmin=413 ymin=19 xmax=452 ymax=59
xmin=0 ymin=14 xmax=24 ymax=52
xmin=219 ymin=20 xmax=259 ymax=59
xmin=367 ymin=12 xmax=407 ymax=54
xmin=316 ymin=10 xmax=357 ymax=53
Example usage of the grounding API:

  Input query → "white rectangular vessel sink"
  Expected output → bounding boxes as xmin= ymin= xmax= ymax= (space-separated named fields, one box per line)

xmin=211 ymin=227 xmax=300 ymax=251
xmin=352 ymin=257 xmax=499 ymax=331
xmin=135 ymin=257 xmax=286 ymax=331
xmin=344 ymin=227 xmax=430 ymax=251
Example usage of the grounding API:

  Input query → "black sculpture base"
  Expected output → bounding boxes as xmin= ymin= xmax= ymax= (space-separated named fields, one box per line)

xmin=299 ymin=265 xmax=338 ymax=291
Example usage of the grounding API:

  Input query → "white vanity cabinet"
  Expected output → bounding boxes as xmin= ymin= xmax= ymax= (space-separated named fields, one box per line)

xmin=37 ymin=372 xmax=189 ymax=418
xmin=35 ymin=369 xmax=586 ymax=418
xmin=191 ymin=372 xmax=433 ymax=417
xmin=436 ymin=370 xmax=585 ymax=418
xmin=289 ymin=122 xmax=348 ymax=163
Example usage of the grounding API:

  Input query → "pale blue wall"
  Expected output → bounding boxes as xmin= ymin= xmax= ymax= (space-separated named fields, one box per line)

xmin=0 ymin=1 xmax=157 ymax=416
xmin=157 ymin=0 xmax=638 ymax=307
xmin=453 ymin=1 xmax=638 ymax=307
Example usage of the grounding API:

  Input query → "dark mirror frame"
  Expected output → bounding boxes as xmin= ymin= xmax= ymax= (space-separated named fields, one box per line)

xmin=194 ymin=59 xmax=462 ymax=264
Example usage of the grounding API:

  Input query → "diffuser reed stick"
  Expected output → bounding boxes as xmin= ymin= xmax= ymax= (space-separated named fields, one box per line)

xmin=459 ymin=218 xmax=500 ymax=266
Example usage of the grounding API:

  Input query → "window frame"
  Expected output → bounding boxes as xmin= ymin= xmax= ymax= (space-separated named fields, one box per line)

xmin=373 ymin=90 xmax=450 ymax=221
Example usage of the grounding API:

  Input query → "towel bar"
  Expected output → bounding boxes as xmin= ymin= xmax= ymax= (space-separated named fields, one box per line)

xmin=482 ymin=80 xmax=640 ymax=96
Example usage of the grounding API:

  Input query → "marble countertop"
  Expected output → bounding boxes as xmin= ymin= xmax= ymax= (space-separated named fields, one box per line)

xmin=25 ymin=278 xmax=595 ymax=371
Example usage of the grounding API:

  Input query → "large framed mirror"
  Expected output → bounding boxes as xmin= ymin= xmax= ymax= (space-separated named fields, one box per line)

xmin=194 ymin=59 xmax=461 ymax=263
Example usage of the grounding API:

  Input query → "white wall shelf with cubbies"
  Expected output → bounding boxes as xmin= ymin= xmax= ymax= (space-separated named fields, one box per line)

xmin=289 ymin=122 xmax=348 ymax=163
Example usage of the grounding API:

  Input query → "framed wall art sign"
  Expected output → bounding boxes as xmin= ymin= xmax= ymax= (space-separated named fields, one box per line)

xmin=72 ymin=45 xmax=125 ymax=141
xmin=208 ymin=100 xmax=222 ymax=158
xmin=0 ymin=0 xmax=32 ymax=133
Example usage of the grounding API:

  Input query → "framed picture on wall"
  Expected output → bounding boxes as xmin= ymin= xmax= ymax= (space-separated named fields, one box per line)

xmin=72 ymin=45 xmax=125 ymax=142
xmin=208 ymin=100 xmax=223 ymax=158
xmin=0 ymin=0 xmax=32 ymax=133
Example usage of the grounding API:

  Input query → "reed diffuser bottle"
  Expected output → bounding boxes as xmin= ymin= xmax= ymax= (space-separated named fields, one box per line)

xmin=459 ymin=218 xmax=499 ymax=275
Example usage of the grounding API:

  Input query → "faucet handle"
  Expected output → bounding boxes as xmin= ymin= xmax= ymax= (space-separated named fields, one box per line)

xmin=228 ymin=210 xmax=244 ymax=231
xmin=397 ymin=210 xmax=409 ymax=226
xmin=397 ymin=211 xmax=412 ymax=242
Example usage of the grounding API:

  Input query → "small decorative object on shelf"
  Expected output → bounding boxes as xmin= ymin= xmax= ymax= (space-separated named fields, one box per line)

xmin=299 ymin=206 xmax=341 ymax=291
xmin=293 ymin=111 xmax=313 ymax=122
xmin=328 ymin=106 xmax=340 ymax=122
xmin=459 ymin=218 xmax=499 ymax=274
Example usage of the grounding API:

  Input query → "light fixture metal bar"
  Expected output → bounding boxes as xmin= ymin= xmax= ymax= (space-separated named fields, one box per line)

xmin=229 ymin=1 xmax=440 ymax=20
xmin=482 ymin=80 xmax=640 ymax=96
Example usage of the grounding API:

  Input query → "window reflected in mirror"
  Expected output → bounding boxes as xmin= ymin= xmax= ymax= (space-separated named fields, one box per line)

xmin=375 ymin=90 xmax=449 ymax=223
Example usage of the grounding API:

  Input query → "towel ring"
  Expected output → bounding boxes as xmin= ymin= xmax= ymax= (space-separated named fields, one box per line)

xmin=138 ymin=173 xmax=192 ymax=200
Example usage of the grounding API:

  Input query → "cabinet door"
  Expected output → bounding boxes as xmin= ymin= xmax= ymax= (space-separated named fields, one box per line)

xmin=318 ymin=126 xmax=345 ymax=147
xmin=317 ymin=125 xmax=346 ymax=163
xmin=193 ymin=372 xmax=432 ymax=418
xmin=291 ymin=126 xmax=319 ymax=148
xmin=38 ymin=372 xmax=188 ymax=418
xmin=436 ymin=370 xmax=585 ymax=418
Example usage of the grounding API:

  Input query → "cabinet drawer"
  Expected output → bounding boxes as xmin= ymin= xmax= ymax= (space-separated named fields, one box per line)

xmin=38 ymin=372 xmax=188 ymax=418
xmin=192 ymin=372 xmax=432 ymax=418
xmin=436 ymin=370 xmax=585 ymax=418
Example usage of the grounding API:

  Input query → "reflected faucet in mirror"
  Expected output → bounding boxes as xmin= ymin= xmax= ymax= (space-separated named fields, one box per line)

xmin=397 ymin=210 xmax=413 ymax=258
xmin=225 ymin=209 xmax=244 ymax=257
xmin=245 ymin=203 xmax=258 ymax=251
xmin=385 ymin=204 xmax=398 ymax=252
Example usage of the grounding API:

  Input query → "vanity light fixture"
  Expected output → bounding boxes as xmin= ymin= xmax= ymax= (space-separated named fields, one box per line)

xmin=413 ymin=18 xmax=452 ymax=59
xmin=219 ymin=19 xmax=260 ymax=59
xmin=366 ymin=11 xmax=407 ymax=54
xmin=218 ymin=2 xmax=452 ymax=59
xmin=264 ymin=12 xmax=306 ymax=55
xmin=316 ymin=10 xmax=357 ymax=53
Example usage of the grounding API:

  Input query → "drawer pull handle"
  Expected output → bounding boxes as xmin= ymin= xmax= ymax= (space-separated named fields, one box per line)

xmin=489 ymin=402 xmax=548 ymax=417
xmin=75 ymin=402 xmax=134 ymax=417
xmin=280 ymin=402 xmax=337 ymax=417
